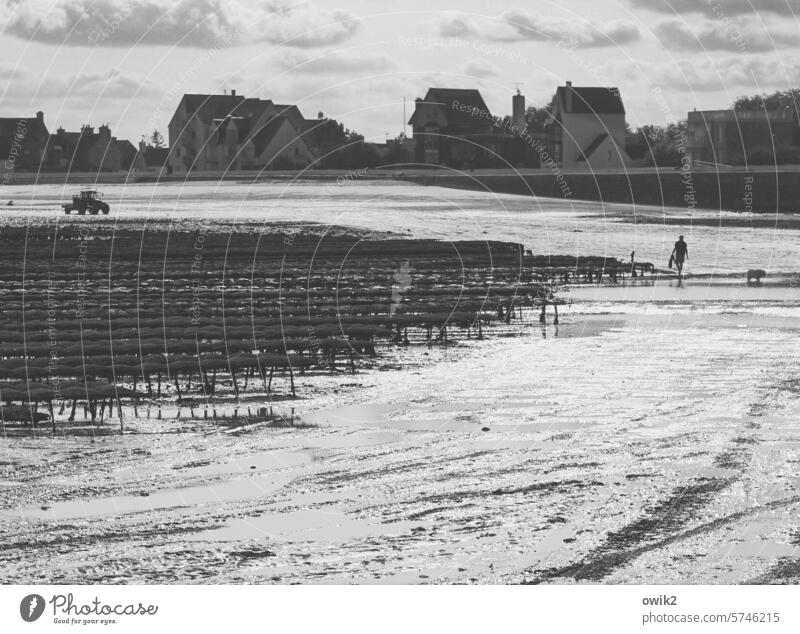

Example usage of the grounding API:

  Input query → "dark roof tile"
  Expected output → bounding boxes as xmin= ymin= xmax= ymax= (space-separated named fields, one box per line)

xmin=409 ymin=88 xmax=492 ymax=129
xmin=557 ymin=86 xmax=625 ymax=115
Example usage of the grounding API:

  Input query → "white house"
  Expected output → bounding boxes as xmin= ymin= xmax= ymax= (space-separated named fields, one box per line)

xmin=545 ymin=82 xmax=631 ymax=170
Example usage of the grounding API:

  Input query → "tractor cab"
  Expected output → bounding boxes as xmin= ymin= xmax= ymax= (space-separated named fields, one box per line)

xmin=78 ymin=189 xmax=100 ymax=200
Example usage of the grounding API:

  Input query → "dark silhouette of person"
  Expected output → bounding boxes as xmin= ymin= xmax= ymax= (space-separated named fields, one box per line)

xmin=672 ymin=235 xmax=688 ymax=279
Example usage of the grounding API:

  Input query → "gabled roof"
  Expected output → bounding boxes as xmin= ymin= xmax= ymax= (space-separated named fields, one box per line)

xmin=251 ymin=116 xmax=296 ymax=156
xmin=270 ymin=104 xmax=306 ymax=131
xmin=0 ymin=116 xmax=49 ymax=140
xmin=555 ymin=86 xmax=625 ymax=115
xmin=179 ymin=94 xmax=275 ymax=125
xmin=114 ymin=139 xmax=137 ymax=155
xmin=408 ymin=88 xmax=491 ymax=128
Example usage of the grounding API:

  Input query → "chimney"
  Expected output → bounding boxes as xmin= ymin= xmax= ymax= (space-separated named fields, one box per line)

xmin=36 ymin=110 xmax=43 ymax=121
xmin=565 ymin=81 xmax=573 ymax=112
xmin=512 ymin=89 xmax=525 ymax=131
xmin=231 ymin=89 xmax=236 ymax=97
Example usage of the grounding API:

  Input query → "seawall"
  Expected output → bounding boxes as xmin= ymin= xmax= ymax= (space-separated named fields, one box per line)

xmin=401 ymin=169 xmax=800 ymax=213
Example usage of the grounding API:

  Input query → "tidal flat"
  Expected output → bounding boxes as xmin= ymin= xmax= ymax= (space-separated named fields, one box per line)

xmin=1 ymin=180 xmax=798 ymax=584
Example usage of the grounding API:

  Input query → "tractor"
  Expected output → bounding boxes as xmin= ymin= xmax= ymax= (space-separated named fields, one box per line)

xmin=62 ymin=190 xmax=110 ymax=215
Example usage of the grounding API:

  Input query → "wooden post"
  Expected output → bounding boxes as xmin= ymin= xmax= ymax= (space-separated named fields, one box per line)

xmin=288 ymin=364 xmax=296 ymax=398
xmin=231 ymin=370 xmax=240 ymax=399
xmin=116 ymin=393 xmax=124 ymax=431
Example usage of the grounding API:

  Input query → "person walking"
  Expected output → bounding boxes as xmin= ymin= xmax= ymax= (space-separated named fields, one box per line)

xmin=671 ymin=235 xmax=688 ymax=280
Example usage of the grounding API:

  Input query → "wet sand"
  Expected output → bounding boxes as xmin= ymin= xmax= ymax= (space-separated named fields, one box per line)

xmin=1 ymin=181 xmax=798 ymax=584
xmin=2 ymin=280 xmax=799 ymax=584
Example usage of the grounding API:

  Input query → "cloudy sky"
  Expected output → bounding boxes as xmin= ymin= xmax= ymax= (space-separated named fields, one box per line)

xmin=1 ymin=0 xmax=799 ymax=143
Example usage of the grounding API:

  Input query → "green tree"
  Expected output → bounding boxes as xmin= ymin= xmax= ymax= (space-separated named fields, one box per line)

xmin=733 ymin=89 xmax=800 ymax=113
xmin=634 ymin=120 xmax=688 ymax=167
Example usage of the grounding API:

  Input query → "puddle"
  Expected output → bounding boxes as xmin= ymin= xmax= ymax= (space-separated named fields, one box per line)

xmin=308 ymin=430 xmax=403 ymax=449
xmin=4 ymin=472 xmax=297 ymax=521
xmin=300 ymin=404 xmax=395 ymax=428
xmin=172 ymin=449 xmax=312 ymax=477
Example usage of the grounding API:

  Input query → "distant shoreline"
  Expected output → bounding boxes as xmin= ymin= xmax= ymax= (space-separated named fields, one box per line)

xmin=3 ymin=164 xmax=799 ymax=184
xmin=4 ymin=166 xmax=800 ymax=214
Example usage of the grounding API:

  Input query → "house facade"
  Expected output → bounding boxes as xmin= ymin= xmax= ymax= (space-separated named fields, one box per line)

xmin=48 ymin=124 xmax=138 ymax=172
xmin=686 ymin=109 xmax=794 ymax=165
xmin=167 ymin=92 xmax=314 ymax=173
xmin=546 ymin=82 xmax=631 ymax=170
xmin=408 ymin=88 xmax=497 ymax=167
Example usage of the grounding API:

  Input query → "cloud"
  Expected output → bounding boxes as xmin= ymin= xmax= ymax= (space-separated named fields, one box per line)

xmin=2 ymin=64 xmax=158 ymax=100
xmin=636 ymin=54 xmax=800 ymax=93
xmin=0 ymin=0 xmax=362 ymax=48
xmin=464 ymin=58 xmax=499 ymax=78
xmin=655 ymin=20 xmax=799 ymax=53
xmin=46 ymin=68 xmax=160 ymax=99
xmin=630 ymin=0 xmax=800 ymax=17
xmin=0 ymin=63 xmax=34 ymax=81
xmin=440 ymin=14 xmax=474 ymax=38
xmin=438 ymin=10 xmax=640 ymax=48
xmin=278 ymin=52 xmax=397 ymax=75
